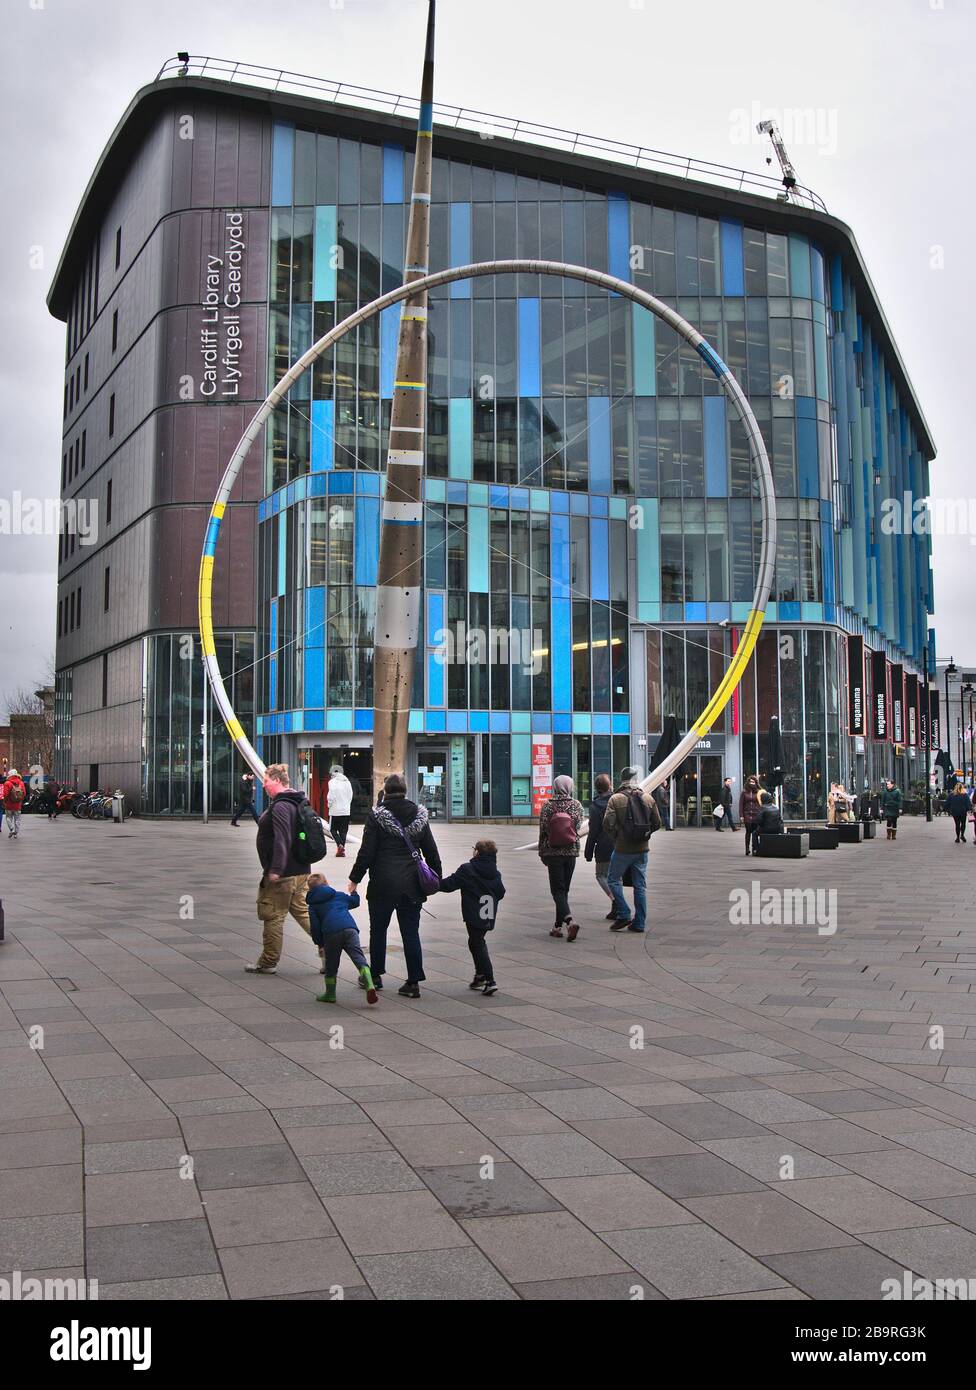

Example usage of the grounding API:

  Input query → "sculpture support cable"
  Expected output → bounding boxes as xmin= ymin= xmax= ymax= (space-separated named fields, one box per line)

xmin=198 ymin=260 xmax=776 ymax=798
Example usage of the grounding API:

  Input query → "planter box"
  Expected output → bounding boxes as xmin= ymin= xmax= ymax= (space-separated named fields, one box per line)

xmin=836 ymin=823 xmax=864 ymax=843
xmin=788 ymin=827 xmax=839 ymax=849
xmin=756 ymin=833 xmax=809 ymax=858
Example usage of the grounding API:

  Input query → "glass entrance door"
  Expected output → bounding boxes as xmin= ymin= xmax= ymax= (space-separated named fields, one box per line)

xmin=417 ymin=749 xmax=449 ymax=821
xmin=677 ymin=755 xmax=725 ymax=827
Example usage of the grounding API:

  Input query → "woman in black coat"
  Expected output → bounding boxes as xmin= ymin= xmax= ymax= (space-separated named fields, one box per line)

xmin=347 ymin=774 xmax=442 ymax=998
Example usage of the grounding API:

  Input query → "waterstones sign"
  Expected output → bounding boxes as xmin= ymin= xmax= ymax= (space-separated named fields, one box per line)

xmin=199 ymin=211 xmax=246 ymax=398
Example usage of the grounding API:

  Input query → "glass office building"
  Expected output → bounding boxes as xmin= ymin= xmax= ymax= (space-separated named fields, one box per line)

xmin=48 ymin=69 xmax=936 ymax=818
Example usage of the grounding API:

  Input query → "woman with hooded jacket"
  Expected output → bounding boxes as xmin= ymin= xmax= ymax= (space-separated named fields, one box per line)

xmin=738 ymin=775 xmax=763 ymax=856
xmin=347 ymin=774 xmax=442 ymax=998
xmin=538 ymin=775 xmax=585 ymax=940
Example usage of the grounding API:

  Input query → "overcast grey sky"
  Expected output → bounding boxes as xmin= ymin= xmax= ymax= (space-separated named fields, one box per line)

xmin=3 ymin=0 xmax=972 ymax=720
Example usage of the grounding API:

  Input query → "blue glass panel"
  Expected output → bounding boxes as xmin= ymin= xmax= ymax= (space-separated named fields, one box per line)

xmin=354 ymin=708 xmax=374 ymax=731
xmin=308 ymin=474 xmax=328 ymax=498
xmin=358 ymin=472 xmax=380 ymax=495
xmin=277 ymin=512 xmax=287 ymax=596
xmin=510 ymin=487 xmax=529 ymax=509
xmin=425 ymin=653 xmax=444 ymax=706
xmin=572 ymin=713 xmax=592 ymax=734
xmin=467 ymin=508 xmax=489 ymax=592
xmin=591 ymin=494 xmax=609 ymax=518
xmin=588 ymin=397 xmax=612 ymax=494
xmin=271 ymin=124 xmax=294 ymax=206
xmin=427 ymin=593 xmax=445 ymax=646
xmin=590 ymin=518 xmax=609 ymax=601
xmin=449 ymin=398 xmax=473 ymax=479
xmin=797 ymin=417 xmax=819 ymax=498
xmin=552 ymin=597 xmax=572 ymax=711
xmin=592 ymin=713 xmax=612 ymax=735
xmin=779 ymin=600 xmax=801 ymax=621
xmin=551 ymin=491 xmax=569 ymax=512
xmin=551 ymin=511 xmax=571 ymax=600
xmin=354 ymin=497 xmax=380 ymax=586
xmin=570 ymin=493 xmax=588 ymax=515
xmin=380 ymin=305 xmax=399 ymax=399
xmin=382 ymin=144 xmax=404 ymax=203
xmin=326 ymin=709 xmax=354 ymax=731
xmin=635 ymin=497 xmax=660 ymax=604
xmin=704 ymin=395 xmax=728 ymax=497
xmin=607 ymin=192 xmax=631 ymax=282
xmin=612 ymin=714 xmax=630 ymax=734
xmin=531 ymin=713 xmax=552 ymax=733
xmin=313 ymin=206 xmax=337 ymax=300
xmin=425 ymin=706 xmax=446 ymax=734
xmin=553 ymin=713 xmax=573 ymax=733
xmin=685 ymin=602 xmax=707 ymax=622
xmin=789 ymin=235 xmax=812 ymax=297
xmin=720 ymin=219 xmax=744 ymax=295
xmin=449 ymin=203 xmax=472 ymax=297
xmin=633 ymin=307 xmax=655 ymax=396
xmin=489 ymin=712 xmax=510 ymax=732
xmin=304 ymin=650 xmax=324 ymax=707
xmin=304 ymin=710 xmax=325 ymax=729
xmin=305 ymin=586 xmax=325 ymax=649
xmin=329 ymin=471 xmax=355 ymax=493
xmin=470 ymin=710 xmax=490 ymax=732
xmin=408 ymin=710 xmax=424 ymax=733
xmin=490 ymin=485 xmax=510 ymax=508
xmin=518 ymin=299 xmax=541 ymax=396
xmin=447 ymin=711 xmax=468 ymax=732
xmin=447 ymin=480 xmax=467 ymax=504
xmin=311 ymin=400 xmax=334 ymax=471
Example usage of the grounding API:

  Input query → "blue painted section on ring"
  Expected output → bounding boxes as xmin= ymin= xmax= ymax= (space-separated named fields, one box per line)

xmin=696 ymin=340 xmax=730 ymax=376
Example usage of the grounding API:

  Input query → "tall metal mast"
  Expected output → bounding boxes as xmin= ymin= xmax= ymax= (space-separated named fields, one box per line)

xmin=372 ymin=0 xmax=435 ymax=802
xmin=756 ymin=118 xmax=799 ymax=201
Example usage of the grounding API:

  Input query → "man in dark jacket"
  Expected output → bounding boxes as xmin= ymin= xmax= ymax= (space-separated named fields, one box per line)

xmin=584 ymin=773 xmax=618 ymax=922
xmin=439 ymin=839 xmax=506 ymax=995
xmin=946 ymin=783 xmax=972 ymax=843
xmin=602 ymin=768 xmax=662 ymax=934
xmin=231 ymin=771 xmax=258 ymax=826
xmin=653 ymin=779 xmax=672 ymax=831
xmin=755 ymin=792 xmax=784 ymax=849
xmin=717 ymin=777 xmax=737 ymax=831
xmin=347 ymin=773 xmax=442 ymax=998
xmin=246 ymin=763 xmax=315 ymax=975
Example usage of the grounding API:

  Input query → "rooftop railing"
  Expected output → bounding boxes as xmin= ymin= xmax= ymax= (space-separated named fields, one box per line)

xmin=155 ymin=54 xmax=828 ymax=214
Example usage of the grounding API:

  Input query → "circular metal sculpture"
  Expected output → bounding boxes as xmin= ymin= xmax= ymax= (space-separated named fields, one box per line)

xmin=199 ymin=259 xmax=776 ymax=796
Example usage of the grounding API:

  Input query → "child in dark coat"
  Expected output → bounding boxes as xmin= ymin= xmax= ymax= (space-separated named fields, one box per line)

xmin=306 ymin=873 xmax=377 ymax=1004
xmin=439 ymin=840 xmax=506 ymax=996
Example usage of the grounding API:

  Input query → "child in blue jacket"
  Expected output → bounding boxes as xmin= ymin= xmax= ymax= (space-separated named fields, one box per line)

xmin=306 ymin=873 xmax=377 ymax=1004
xmin=439 ymin=840 xmax=506 ymax=995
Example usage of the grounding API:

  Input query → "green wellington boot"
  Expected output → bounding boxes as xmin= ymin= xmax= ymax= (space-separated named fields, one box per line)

xmin=316 ymin=977 xmax=338 ymax=1004
xmin=360 ymin=966 xmax=379 ymax=1005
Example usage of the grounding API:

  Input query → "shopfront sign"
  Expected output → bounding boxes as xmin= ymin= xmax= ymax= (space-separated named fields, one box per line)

xmin=891 ymin=664 xmax=904 ymax=744
xmin=847 ymin=636 xmax=865 ymax=735
xmin=871 ymin=650 xmax=889 ymax=740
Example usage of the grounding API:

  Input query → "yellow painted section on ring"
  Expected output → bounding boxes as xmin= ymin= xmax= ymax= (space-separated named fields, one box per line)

xmin=212 ymin=502 xmax=225 ymax=520
xmin=198 ymin=555 xmax=216 ymax=657
xmin=693 ymin=608 xmax=765 ymax=735
xmin=227 ymin=718 xmax=246 ymax=742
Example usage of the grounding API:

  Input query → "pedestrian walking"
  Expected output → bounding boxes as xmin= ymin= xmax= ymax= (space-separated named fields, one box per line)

xmin=739 ymin=775 xmax=762 ymax=856
xmin=327 ymin=765 xmax=354 ymax=857
xmin=946 ymin=783 xmax=972 ymax=843
xmin=603 ymin=767 xmax=662 ymax=934
xmin=439 ymin=838 xmax=506 ymax=996
xmin=347 ymin=773 xmax=442 ymax=998
xmin=538 ymin=774 xmax=584 ymax=940
xmin=306 ymin=873 xmax=377 ymax=1004
xmin=584 ymin=773 xmax=618 ymax=922
xmin=2 ymin=769 xmax=26 ymax=839
xmin=881 ymin=779 xmax=903 ymax=842
xmin=230 ymin=771 xmax=259 ymax=826
xmin=653 ymin=778 xmax=672 ymax=831
xmin=714 ymin=776 xmax=736 ymax=831
xmin=245 ymin=764 xmax=320 ymax=975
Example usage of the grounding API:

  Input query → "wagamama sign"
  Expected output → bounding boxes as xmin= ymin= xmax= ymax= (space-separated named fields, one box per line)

xmin=199 ymin=211 xmax=246 ymax=398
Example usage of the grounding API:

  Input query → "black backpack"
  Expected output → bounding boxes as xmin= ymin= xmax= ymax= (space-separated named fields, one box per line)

xmin=293 ymin=799 xmax=327 ymax=865
xmin=620 ymin=790 xmax=657 ymax=843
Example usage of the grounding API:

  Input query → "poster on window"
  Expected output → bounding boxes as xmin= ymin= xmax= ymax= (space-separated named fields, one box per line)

xmin=531 ymin=736 xmax=554 ymax=816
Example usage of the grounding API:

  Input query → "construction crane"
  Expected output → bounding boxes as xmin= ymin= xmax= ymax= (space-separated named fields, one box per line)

xmin=756 ymin=118 xmax=799 ymax=202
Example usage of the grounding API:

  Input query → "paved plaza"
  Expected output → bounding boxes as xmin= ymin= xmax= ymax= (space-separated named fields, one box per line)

xmin=2 ymin=812 xmax=976 ymax=1300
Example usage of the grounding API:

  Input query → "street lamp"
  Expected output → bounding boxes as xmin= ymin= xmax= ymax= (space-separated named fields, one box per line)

xmin=965 ymin=682 xmax=975 ymax=787
xmin=945 ymin=658 xmax=957 ymax=785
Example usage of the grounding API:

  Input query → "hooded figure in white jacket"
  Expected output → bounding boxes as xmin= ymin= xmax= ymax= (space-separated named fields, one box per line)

xmin=327 ymin=767 xmax=354 ymax=856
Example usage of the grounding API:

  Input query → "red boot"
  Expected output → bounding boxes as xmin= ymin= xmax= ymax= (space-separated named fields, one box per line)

xmin=335 ymin=846 xmax=345 ymax=857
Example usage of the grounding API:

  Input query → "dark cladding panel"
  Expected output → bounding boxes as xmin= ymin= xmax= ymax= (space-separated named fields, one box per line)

xmin=238 ymin=113 xmax=270 ymax=206
xmin=227 ymin=504 xmax=258 ymax=628
xmin=189 ymin=105 xmax=218 ymax=209
xmin=214 ymin=106 xmax=242 ymax=207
